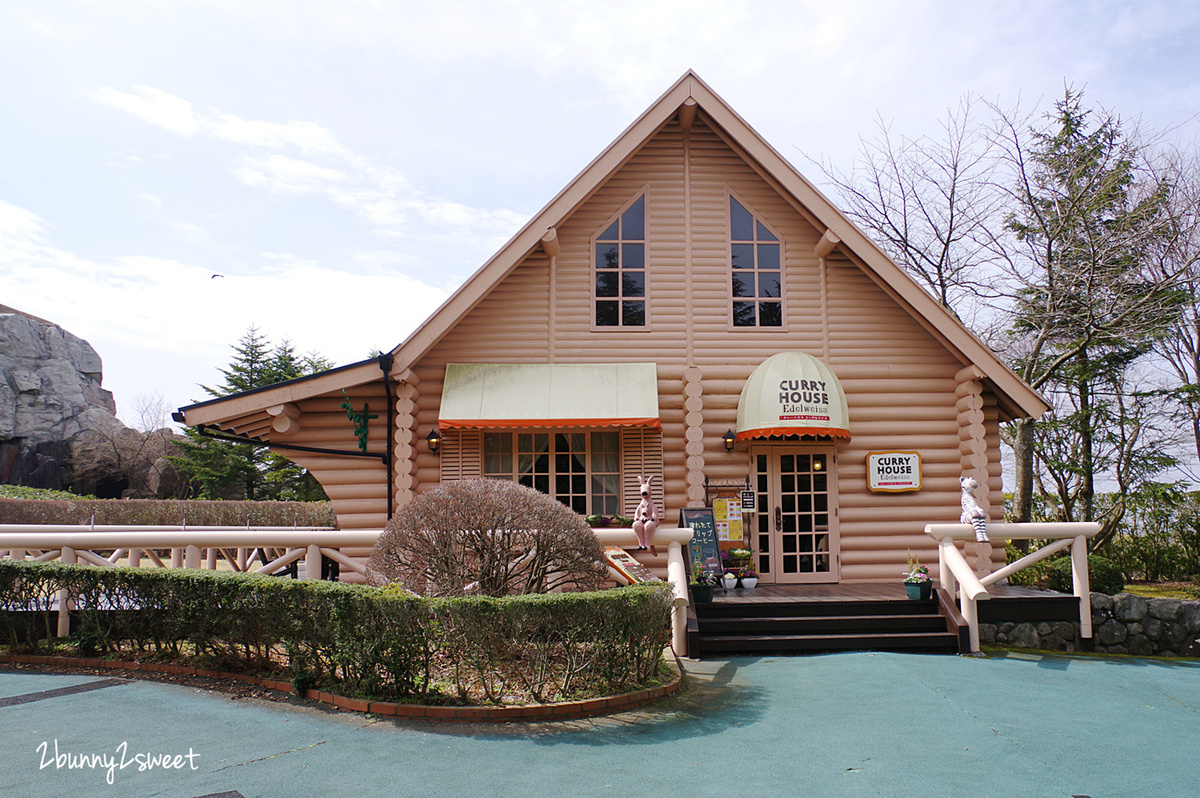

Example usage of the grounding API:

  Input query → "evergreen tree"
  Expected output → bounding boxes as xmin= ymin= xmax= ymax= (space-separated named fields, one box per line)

xmin=172 ymin=326 xmax=334 ymax=501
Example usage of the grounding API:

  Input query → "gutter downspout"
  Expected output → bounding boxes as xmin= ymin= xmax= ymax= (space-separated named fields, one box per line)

xmin=377 ymin=353 xmax=395 ymax=519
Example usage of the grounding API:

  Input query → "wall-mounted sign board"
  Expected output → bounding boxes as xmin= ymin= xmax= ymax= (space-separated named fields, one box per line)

xmin=867 ymin=451 xmax=922 ymax=492
xmin=680 ymin=507 xmax=722 ymax=577
xmin=740 ymin=490 xmax=757 ymax=513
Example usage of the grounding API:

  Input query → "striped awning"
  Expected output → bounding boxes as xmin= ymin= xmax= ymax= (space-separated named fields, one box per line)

xmin=438 ymin=363 xmax=660 ymax=430
xmin=736 ymin=351 xmax=850 ymax=441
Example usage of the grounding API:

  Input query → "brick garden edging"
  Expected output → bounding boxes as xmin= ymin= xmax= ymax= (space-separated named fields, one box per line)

xmin=0 ymin=652 xmax=683 ymax=722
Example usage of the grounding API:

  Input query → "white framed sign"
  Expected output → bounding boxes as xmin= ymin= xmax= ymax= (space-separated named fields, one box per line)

xmin=867 ymin=451 xmax=922 ymax=492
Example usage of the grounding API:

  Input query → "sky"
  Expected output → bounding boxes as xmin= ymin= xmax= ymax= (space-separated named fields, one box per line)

xmin=2 ymin=0 xmax=1199 ymax=427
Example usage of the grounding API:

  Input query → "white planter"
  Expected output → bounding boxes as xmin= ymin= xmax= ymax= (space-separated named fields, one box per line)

xmin=740 ymin=577 xmax=758 ymax=589
xmin=721 ymin=575 xmax=738 ymax=589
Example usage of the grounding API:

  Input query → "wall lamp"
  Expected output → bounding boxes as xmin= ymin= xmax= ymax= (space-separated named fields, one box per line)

xmin=722 ymin=429 xmax=737 ymax=451
xmin=426 ymin=428 xmax=442 ymax=454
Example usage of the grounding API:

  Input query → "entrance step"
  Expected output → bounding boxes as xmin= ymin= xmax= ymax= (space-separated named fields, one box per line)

xmin=688 ymin=591 xmax=963 ymax=656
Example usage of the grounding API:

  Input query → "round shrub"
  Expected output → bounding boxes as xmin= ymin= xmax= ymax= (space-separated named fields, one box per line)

xmin=1044 ymin=555 xmax=1124 ymax=595
xmin=368 ymin=479 xmax=606 ymax=597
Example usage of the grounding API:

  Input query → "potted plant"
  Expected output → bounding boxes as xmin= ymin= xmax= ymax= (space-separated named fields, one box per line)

xmin=721 ymin=570 xmax=739 ymax=589
xmin=690 ymin=572 xmax=719 ymax=603
xmin=730 ymin=548 xmax=753 ymax=568
xmin=739 ymin=566 xmax=759 ymax=589
xmin=904 ymin=551 xmax=933 ymax=599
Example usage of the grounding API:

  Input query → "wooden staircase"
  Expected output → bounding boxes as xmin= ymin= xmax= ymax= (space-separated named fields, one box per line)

xmin=687 ymin=587 xmax=967 ymax=657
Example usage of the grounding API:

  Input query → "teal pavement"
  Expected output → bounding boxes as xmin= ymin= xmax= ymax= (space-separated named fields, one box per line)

xmin=3 ymin=651 xmax=1199 ymax=797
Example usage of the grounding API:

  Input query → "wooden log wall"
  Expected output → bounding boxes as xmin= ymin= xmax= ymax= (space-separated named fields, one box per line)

xmin=377 ymin=113 xmax=1011 ymax=582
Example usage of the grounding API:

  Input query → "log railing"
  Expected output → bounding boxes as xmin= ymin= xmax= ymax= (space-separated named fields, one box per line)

xmin=1 ymin=524 xmax=693 ymax=655
xmin=924 ymin=522 xmax=1101 ymax=653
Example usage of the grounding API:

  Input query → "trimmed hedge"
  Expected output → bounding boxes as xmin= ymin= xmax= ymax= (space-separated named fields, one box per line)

xmin=0 ymin=499 xmax=336 ymax=528
xmin=0 ymin=561 xmax=673 ymax=705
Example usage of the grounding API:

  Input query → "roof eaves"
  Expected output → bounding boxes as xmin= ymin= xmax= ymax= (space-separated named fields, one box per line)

xmin=177 ymin=356 xmax=387 ymax=427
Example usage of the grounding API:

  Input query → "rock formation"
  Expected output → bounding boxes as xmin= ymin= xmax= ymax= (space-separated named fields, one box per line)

xmin=0 ymin=304 xmax=126 ymax=490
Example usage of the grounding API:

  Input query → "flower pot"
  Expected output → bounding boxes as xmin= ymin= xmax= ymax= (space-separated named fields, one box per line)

xmin=740 ymin=577 xmax=758 ymax=589
xmin=721 ymin=574 xmax=738 ymax=590
xmin=905 ymin=581 xmax=932 ymax=600
xmin=691 ymin=584 xmax=715 ymax=603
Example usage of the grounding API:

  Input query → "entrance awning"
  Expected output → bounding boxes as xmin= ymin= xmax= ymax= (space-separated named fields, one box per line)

xmin=438 ymin=363 xmax=660 ymax=430
xmin=736 ymin=352 xmax=850 ymax=441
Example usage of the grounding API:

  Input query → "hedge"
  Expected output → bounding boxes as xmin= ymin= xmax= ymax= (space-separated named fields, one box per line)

xmin=0 ymin=499 xmax=336 ymax=528
xmin=0 ymin=561 xmax=673 ymax=705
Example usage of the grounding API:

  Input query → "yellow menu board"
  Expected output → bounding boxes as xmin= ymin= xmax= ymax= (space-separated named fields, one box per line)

xmin=713 ymin=498 xmax=743 ymax=542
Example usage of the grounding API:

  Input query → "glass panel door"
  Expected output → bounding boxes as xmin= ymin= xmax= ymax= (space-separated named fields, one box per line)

xmin=753 ymin=446 xmax=838 ymax=584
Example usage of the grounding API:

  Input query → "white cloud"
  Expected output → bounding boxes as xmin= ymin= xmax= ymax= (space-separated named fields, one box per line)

xmin=232 ymin=153 xmax=346 ymax=193
xmin=208 ymin=113 xmax=346 ymax=156
xmin=91 ymin=85 xmax=200 ymax=137
xmin=0 ymin=200 xmax=449 ymax=421
xmin=91 ymin=85 xmax=528 ymax=246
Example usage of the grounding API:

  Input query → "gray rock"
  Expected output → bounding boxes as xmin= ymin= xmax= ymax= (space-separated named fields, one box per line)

xmin=1036 ymin=622 xmax=1052 ymax=636
xmin=1128 ymin=635 xmax=1154 ymax=656
xmin=1052 ymin=621 xmax=1077 ymax=641
xmin=1127 ymin=622 xmax=1143 ymax=636
xmin=1143 ymin=618 xmax=1163 ymax=640
xmin=1 ymin=310 xmax=121 ymax=445
xmin=1163 ymin=622 xmax=1189 ymax=649
xmin=1148 ymin=599 xmax=1183 ymax=622
xmin=1112 ymin=593 xmax=1148 ymax=622
xmin=1181 ymin=603 xmax=1200 ymax=633
xmin=1096 ymin=619 xmax=1128 ymax=646
xmin=1008 ymin=622 xmax=1039 ymax=649
xmin=979 ymin=624 xmax=997 ymax=646
xmin=1091 ymin=593 xmax=1114 ymax=612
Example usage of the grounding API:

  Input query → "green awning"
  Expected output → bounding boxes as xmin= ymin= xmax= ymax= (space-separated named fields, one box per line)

xmin=438 ymin=363 xmax=660 ymax=429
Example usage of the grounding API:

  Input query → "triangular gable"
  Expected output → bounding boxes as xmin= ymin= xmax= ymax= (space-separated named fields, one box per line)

xmin=387 ymin=70 xmax=1048 ymax=421
xmin=180 ymin=70 xmax=1049 ymax=431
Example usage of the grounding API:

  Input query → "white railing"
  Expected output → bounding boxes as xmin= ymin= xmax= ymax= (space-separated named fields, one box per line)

xmin=1 ymin=526 xmax=380 ymax=637
xmin=924 ymin=522 xmax=1101 ymax=653
xmin=593 ymin=526 xmax=694 ymax=657
xmin=1 ymin=524 xmax=694 ymax=655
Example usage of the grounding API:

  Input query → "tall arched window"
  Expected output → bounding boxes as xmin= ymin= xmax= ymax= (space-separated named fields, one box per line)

xmin=593 ymin=195 xmax=646 ymax=327
xmin=730 ymin=196 xmax=782 ymax=327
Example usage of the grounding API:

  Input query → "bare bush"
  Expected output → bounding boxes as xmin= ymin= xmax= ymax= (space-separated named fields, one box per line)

xmin=368 ymin=479 xmax=606 ymax=597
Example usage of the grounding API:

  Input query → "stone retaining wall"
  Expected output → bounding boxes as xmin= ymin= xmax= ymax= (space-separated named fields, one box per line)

xmin=981 ymin=593 xmax=1200 ymax=658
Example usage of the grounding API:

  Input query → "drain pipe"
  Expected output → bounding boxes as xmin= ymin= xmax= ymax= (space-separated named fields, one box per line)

xmin=377 ymin=353 xmax=395 ymax=519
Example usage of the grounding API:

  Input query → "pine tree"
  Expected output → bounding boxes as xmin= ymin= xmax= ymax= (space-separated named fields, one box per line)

xmin=172 ymin=326 xmax=334 ymax=501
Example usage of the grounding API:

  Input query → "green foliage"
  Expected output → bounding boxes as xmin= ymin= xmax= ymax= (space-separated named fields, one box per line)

xmin=170 ymin=326 xmax=333 ymax=501
xmin=0 ymin=498 xmax=335 ymax=527
xmin=1103 ymin=484 xmax=1200 ymax=581
xmin=0 ymin=561 xmax=672 ymax=705
xmin=0 ymin=485 xmax=97 ymax=500
xmin=1043 ymin=555 xmax=1125 ymax=596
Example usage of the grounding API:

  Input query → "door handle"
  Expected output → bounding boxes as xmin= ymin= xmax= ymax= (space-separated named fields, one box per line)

xmin=774 ymin=505 xmax=782 ymax=530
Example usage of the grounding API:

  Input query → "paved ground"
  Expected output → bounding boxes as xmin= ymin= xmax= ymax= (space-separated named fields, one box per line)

xmin=2 ymin=651 xmax=1199 ymax=797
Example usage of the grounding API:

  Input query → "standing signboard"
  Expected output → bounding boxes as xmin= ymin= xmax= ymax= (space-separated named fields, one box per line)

xmin=680 ymin=507 xmax=722 ymax=578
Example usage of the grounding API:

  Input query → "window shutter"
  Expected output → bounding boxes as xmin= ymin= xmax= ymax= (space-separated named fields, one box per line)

xmin=441 ymin=429 xmax=482 ymax=482
xmin=620 ymin=427 xmax=664 ymax=517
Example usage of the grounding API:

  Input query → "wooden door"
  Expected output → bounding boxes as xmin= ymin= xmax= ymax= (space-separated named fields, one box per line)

xmin=751 ymin=447 xmax=839 ymax=583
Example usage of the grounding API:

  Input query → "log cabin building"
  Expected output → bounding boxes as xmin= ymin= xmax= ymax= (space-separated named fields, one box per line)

xmin=176 ymin=71 xmax=1048 ymax=585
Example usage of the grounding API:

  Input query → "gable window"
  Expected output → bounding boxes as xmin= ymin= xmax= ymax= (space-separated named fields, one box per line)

xmin=483 ymin=430 xmax=621 ymax=515
xmin=594 ymin=195 xmax=646 ymax=327
xmin=730 ymin=197 xmax=782 ymax=327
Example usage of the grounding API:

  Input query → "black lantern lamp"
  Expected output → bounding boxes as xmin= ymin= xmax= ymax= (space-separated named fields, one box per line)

xmin=722 ymin=429 xmax=737 ymax=451
xmin=426 ymin=428 xmax=442 ymax=454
